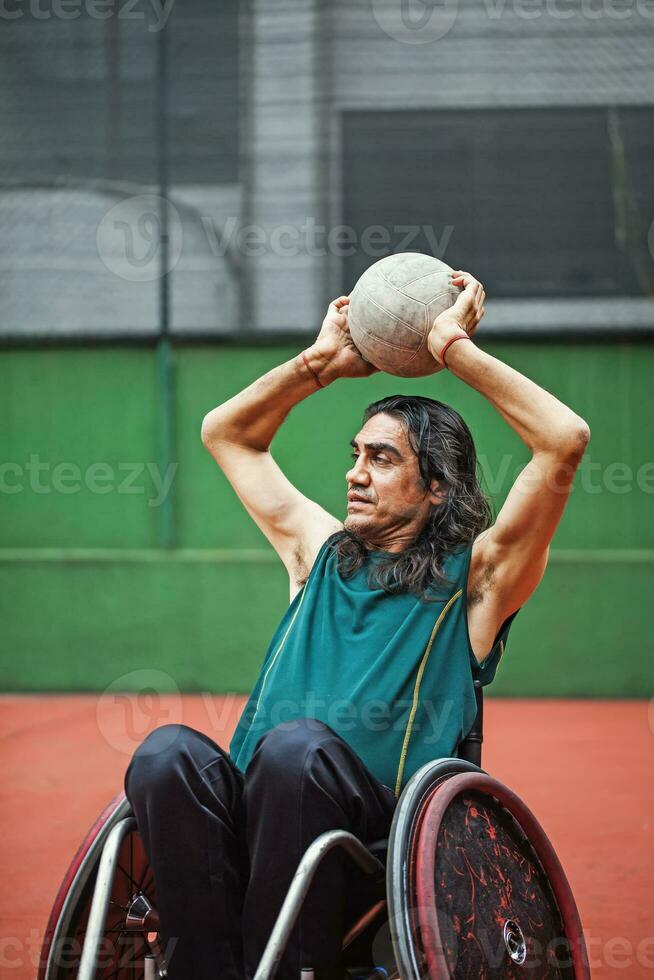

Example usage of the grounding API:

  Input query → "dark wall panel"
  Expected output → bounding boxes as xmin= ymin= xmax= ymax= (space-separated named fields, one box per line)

xmin=0 ymin=0 xmax=239 ymax=186
xmin=343 ymin=107 xmax=654 ymax=299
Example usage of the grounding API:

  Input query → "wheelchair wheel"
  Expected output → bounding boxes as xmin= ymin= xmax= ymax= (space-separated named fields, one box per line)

xmin=386 ymin=757 xmax=484 ymax=980
xmin=38 ymin=793 xmax=160 ymax=979
xmin=388 ymin=764 xmax=590 ymax=979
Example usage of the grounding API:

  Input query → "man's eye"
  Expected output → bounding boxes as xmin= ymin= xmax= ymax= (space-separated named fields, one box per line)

xmin=351 ymin=452 xmax=389 ymax=464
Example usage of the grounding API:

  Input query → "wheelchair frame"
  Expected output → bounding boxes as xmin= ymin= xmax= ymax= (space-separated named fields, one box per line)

xmin=39 ymin=681 xmax=590 ymax=980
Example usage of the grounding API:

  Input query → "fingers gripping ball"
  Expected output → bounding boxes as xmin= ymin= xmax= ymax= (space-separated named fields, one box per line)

xmin=347 ymin=253 xmax=460 ymax=377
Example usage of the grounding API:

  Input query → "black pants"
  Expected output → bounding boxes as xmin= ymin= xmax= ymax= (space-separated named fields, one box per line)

xmin=124 ymin=717 xmax=398 ymax=980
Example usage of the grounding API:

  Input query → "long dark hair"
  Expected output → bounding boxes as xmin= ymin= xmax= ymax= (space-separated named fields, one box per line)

xmin=327 ymin=395 xmax=493 ymax=602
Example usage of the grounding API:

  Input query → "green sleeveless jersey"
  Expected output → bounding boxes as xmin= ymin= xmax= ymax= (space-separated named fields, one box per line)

xmin=229 ymin=534 xmax=518 ymax=797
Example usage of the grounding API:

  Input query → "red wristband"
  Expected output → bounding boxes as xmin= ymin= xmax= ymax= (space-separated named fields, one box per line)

xmin=439 ymin=334 xmax=471 ymax=368
xmin=301 ymin=350 xmax=325 ymax=389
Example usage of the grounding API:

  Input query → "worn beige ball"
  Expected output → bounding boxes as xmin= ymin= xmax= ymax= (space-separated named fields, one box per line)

xmin=348 ymin=252 xmax=460 ymax=377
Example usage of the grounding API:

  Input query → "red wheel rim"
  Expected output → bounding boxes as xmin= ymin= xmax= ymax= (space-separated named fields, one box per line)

xmin=38 ymin=792 xmax=158 ymax=979
xmin=38 ymin=793 xmax=126 ymax=978
xmin=412 ymin=773 xmax=590 ymax=979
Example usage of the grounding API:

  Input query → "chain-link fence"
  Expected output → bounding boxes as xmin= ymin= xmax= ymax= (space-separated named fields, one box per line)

xmin=1 ymin=0 xmax=653 ymax=340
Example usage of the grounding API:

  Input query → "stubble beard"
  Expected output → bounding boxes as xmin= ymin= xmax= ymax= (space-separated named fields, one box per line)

xmin=343 ymin=513 xmax=377 ymax=537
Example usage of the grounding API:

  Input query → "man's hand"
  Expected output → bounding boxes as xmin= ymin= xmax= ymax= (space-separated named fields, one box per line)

xmin=308 ymin=296 xmax=380 ymax=383
xmin=427 ymin=270 xmax=486 ymax=367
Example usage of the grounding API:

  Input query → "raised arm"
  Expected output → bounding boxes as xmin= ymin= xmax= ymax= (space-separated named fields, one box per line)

xmin=201 ymin=297 xmax=378 ymax=593
xmin=427 ymin=271 xmax=590 ymax=650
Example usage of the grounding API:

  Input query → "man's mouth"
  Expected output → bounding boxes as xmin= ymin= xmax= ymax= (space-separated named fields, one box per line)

xmin=347 ymin=493 xmax=372 ymax=504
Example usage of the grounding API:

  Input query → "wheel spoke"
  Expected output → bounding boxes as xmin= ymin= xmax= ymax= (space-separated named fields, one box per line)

xmin=116 ymin=859 xmax=142 ymax=893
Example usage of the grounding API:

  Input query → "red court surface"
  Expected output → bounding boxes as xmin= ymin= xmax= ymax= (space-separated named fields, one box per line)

xmin=2 ymin=695 xmax=653 ymax=978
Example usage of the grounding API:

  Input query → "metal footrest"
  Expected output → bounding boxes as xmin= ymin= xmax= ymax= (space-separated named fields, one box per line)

xmin=254 ymin=830 xmax=385 ymax=980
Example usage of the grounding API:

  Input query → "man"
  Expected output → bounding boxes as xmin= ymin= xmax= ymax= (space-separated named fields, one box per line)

xmin=124 ymin=270 xmax=590 ymax=980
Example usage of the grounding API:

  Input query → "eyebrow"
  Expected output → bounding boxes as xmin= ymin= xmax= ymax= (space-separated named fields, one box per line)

xmin=350 ymin=438 xmax=403 ymax=460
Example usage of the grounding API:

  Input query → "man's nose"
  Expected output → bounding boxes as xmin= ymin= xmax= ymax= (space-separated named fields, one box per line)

xmin=346 ymin=457 xmax=371 ymax=485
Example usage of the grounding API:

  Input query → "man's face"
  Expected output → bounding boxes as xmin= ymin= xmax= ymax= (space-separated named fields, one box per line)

xmin=344 ymin=413 xmax=442 ymax=551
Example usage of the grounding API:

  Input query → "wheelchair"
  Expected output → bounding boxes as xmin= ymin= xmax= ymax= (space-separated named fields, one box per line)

xmin=38 ymin=682 xmax=590 ymax=979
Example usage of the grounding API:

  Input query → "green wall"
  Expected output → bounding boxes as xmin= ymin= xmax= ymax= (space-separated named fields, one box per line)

xmin=1 ymin=342 xmax=652 ymax=695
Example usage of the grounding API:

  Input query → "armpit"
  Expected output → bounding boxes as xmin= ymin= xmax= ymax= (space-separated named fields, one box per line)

xmin=292 ymin=544 xmax=310 ymax=589
xmin=468 ymin=559 xmax=496 ymax=608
